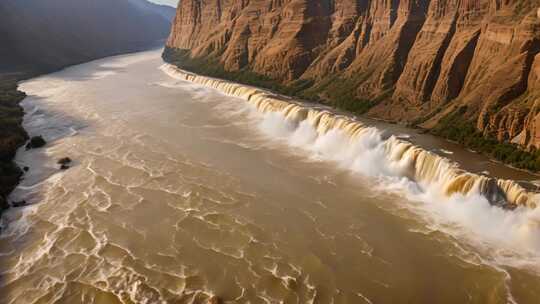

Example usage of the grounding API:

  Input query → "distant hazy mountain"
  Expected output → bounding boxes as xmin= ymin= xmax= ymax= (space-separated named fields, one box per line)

xmin=0 ymin=0 xmax=175 ymax=78
xmin=127 ymin=0 xmax=177 ymax=21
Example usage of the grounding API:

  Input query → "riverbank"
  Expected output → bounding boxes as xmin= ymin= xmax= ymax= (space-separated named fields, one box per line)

xmin=162 ymin=47 xmax=540 ymax=174
xmin=0 ymin=45 xmax=171 ymax=225
xmin=0 ymin=79 xmax=28 ymax=217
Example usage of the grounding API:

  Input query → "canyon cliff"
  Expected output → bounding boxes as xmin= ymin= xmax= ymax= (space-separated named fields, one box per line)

xmin=165 ymin=0 xmax=540 ymax=163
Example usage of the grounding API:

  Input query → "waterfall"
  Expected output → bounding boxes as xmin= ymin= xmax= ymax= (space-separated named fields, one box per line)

xmin=160 ymin=64 xmax=539 ymax=210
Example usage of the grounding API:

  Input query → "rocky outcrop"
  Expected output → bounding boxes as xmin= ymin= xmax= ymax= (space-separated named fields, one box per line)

xmin=166 ymin=0 xmax=540 ymax=151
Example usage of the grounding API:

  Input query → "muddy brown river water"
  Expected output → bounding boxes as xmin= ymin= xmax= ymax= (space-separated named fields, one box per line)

xmin=1 ymin=50 xmax=540 ymax=304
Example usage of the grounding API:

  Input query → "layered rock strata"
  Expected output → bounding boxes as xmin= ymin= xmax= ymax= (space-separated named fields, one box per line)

xmin=166 ymin=0 xmax=540 ymax=156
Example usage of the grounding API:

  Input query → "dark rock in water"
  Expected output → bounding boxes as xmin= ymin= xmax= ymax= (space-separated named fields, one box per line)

xmin=58 ymin=157 xmax=72 ymax=170
xmin=57 ymin=157 xmax=72 ymax=165
xmin=26 ymin=136 xmax=46 ymax=150
xmin=12 ymin=200 xmax=27 ymax=208
xmin=208 ymin=296 xmax=222 ymax=304
xmin=23 ymin=166 xmax=29 ymax=172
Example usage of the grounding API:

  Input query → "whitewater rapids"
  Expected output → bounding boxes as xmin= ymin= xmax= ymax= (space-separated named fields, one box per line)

xmin=161 ymin=63 xmax=540 ymax=271
xmin=160 ymin=64 xmax=539 ymax=210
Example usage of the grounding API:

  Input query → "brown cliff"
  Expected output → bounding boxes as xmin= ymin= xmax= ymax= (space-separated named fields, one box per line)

xmin=165 ymin=0 xmax=540 ymax=166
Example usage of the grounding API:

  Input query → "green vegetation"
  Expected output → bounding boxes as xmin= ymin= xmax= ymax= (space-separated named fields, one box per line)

xmin=432 ymin=106 xmax=540 ymax=171
xmin=301 ymin=74 xmax=380 ymax=115
xmin=513 ymin=0 xmax=537 ymax=17
xmin=0 ymin=80 xmax=28 ymax=213
xmin=163 ymin=48 xmax=305 ymax=95
xmin=162 ymin=47 xmax=377 ymax=115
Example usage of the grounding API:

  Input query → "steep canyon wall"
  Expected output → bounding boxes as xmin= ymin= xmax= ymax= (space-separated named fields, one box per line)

xmin=165 ymin=0 xmax=540 ymax=160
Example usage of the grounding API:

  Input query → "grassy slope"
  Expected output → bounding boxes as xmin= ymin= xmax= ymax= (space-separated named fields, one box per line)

xmin=163 ymin=47 xmax=540 ymax=172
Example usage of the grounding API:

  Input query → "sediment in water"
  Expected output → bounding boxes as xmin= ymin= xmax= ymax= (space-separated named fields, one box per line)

xmin=161 ymin=64 xmax=539 ymax=210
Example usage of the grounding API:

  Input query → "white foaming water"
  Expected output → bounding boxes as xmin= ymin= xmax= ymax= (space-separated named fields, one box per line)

xmin=439 ymin=149 xmax=454 ymax=155
xmin=90 ymin=70 xmax=117 ymax=80
xmin=161 ymin=63 xmax=540 ymax=271
xmin=256 ymin=110 xmax=540 ymax=267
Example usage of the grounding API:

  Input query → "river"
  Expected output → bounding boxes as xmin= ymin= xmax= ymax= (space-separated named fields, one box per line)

xmin=1 ymin=49 xmax=540 ymax=303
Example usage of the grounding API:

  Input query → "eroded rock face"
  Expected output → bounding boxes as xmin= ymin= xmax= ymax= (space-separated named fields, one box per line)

xmin=167 ymin=0 xmax=540 ymax=149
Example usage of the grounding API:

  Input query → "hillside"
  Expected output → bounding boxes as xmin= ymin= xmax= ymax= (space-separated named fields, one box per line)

xmin=0 ymin=0 xmax=175 ymax=77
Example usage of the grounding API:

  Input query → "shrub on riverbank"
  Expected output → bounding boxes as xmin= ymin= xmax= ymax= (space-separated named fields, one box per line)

xmin=432 ymin=106 xmax=540 ymax=171
xmin=0 ymin=81 xmax=28 ymax=214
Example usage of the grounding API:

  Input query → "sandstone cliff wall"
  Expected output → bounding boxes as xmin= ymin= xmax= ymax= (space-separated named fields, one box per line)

xmin=166 ymin=0 xmax=540 ymax=151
